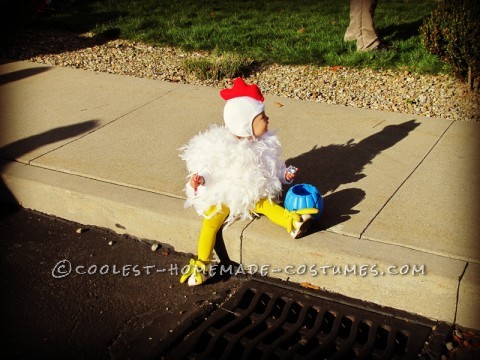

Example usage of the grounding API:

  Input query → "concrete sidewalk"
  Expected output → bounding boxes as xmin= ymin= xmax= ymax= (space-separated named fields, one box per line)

xmin=1 ymin=60 xmax=479 ymax=329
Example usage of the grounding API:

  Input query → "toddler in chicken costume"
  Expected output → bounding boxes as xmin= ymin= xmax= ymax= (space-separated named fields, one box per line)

xmin=179 ymin=78 xmax=318 ymax=286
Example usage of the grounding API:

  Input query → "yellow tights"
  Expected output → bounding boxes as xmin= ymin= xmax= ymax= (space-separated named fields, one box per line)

xmin=197 ymin=199 xmax=293 ymax=264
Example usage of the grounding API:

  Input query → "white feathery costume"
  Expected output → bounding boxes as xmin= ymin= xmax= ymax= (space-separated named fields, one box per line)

xmin=180 ymin=125 xmax=288 ymax=226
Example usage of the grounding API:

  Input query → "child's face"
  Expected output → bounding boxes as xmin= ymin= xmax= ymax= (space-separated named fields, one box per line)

xmin=252 ymin=112 xmax=269 ymax=137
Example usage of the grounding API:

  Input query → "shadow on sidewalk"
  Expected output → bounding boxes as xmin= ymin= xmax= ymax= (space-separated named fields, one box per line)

xmin=0 ymin=65 xmax=52 ymax=85
xmin=285 ymin=119 xmax=420 ymax=232
xmin=0 ymin=120 xmax=99 ymax=209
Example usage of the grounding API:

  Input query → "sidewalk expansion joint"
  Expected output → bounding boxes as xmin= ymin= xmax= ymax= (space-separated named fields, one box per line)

xmin=238 ymin=219 xmax=257 ymax=264
xmin=453 ymin=262 xmax=469 ymax=326
xmin=359 ymin=120 xmax=456 ymax=239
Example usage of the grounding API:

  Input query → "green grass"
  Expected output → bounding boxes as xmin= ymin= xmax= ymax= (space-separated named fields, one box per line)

xmin=183 ymin=54 xmax=255 ymax=80
xmin=30 ymin=0 xmax=449 ymax=75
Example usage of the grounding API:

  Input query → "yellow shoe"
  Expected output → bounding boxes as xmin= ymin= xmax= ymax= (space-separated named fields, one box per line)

xmin=180 ymin=259 xmax=209 ymax=286
xmin=286 ymin=208 xmax=318 ymax=239
xmin=180 ymin=258 xmax=196 ymax=284
xmin=290 ymin=214 xmax=314 ymax=239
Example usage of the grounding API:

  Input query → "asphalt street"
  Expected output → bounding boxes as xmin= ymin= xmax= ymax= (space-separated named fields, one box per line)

xmin=0 ymin=204 xmax=242 ymax=359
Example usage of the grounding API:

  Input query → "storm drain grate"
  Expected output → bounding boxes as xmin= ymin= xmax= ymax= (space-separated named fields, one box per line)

xmin=166 ymin=279 xmax=435 ymax=359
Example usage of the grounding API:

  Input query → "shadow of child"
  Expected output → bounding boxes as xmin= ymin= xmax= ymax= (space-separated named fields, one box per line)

xmin=285 ymin=120 xmax=420 ymax=232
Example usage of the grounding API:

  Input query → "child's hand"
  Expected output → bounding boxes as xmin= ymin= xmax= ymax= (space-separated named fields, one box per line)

xmin=190 ymin=174 xmax=205 ymax=190
xmin=285 ymin=172 xmax=296 ymax=182
xmin=285 ymin=166 xmax=298 ymax=182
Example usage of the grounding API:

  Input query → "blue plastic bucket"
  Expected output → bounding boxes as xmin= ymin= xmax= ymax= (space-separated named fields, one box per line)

xmin=284 ymin=183 xmax=323 ymax=220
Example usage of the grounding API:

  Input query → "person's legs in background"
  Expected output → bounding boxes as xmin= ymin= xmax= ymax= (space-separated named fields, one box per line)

xmin=344 ymin=0 xmax=381 ymax=51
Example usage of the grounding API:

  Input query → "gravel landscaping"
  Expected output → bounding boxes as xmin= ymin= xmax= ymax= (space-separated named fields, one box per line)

xmin=3 ymin=30 xmax=479 ymax=122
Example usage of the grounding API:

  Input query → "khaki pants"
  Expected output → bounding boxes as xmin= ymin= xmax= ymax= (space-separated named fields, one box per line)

xmin=344 ymin=0 xmax=381 ymax=51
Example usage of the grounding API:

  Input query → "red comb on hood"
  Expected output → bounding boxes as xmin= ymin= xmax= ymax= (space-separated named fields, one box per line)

xmin=220 ymin=78 xmax=264 ymax=102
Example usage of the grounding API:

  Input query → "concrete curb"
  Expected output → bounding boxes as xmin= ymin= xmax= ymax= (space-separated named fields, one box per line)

xmin=2 ymin=160 xmax=476 ymax=328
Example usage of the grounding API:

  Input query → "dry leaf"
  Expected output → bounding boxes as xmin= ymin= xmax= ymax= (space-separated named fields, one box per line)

xmin=330 ymin=66 xmax=343 ymax=72
xmin=274 ymin=102 xmax=284 ymax=107
xmin=297 ymin=28 xmax=306 ymax=33
xmin=300 ymin=282 xmax=320 ymax=290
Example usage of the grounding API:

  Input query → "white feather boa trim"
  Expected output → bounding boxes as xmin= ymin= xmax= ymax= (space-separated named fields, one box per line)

xmin=180 ymin=125 xmax=287 ymax=225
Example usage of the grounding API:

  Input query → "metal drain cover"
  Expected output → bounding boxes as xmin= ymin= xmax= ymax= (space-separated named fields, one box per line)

xmin=165 ymin=279 xmax=436 ymax=359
